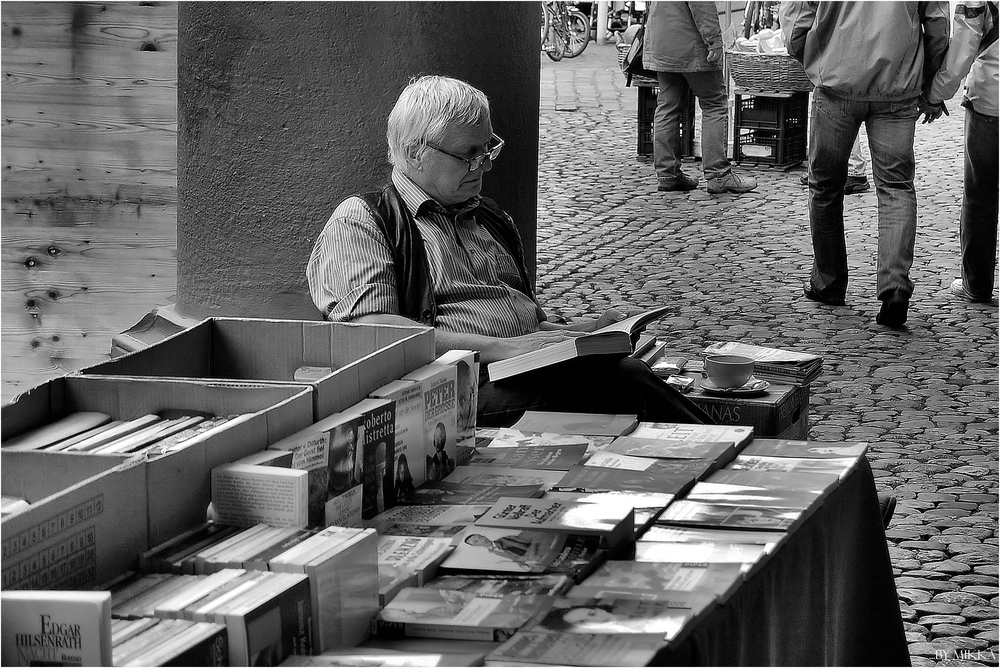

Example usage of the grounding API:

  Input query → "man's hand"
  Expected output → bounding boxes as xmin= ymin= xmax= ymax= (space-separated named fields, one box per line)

xmin=500 ymin=330 xmax=589 ymax=359
xmin=707 ymin=46 xmax=723 ymax=64
xmin=539 ymin=308 xmax=629 ymax=333
xmin=918 ymin=95 xmax=949 ymax=124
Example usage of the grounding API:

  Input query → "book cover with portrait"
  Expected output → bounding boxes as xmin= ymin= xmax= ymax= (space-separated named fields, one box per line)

xmin=403 ymin=363 xmax=458 ymax=484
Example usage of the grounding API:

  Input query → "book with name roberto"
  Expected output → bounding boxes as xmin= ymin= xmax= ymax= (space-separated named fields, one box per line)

xmin=1 ymin=590 xmax=112 ymax=667
xmin=468 ymin=443 xmax=589 ymax=470
xmin=439 ymin=526 xmax=606 ymax=580
xmin=422 ymin=573 xmax=575 ymax=598
xmin=658 ymin=499 xmax=804 ymax=532
xmin=485 ymin=629 xmax=666 ymax=667
xmin=510 ymin=411 xmax=640 ymax=437
xmin=374 ymin=587 xmax=553 ymax=642
xmin=474 ymin=497 xmax=634 ymax=551
xmin=370 ymin=378 xmax=427 ymax=494
xmin=487 ymin=306 xmax=672 ymax=382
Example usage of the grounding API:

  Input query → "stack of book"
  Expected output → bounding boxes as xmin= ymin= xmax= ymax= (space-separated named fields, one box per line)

xmin=1 ymin=409 xmax=244 ymax=457
xmin=702 ymin=341 xmax=823 ymax=386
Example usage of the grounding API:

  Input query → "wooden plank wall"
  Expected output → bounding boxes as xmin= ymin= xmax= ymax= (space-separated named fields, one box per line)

xmin=1 ymin=1 xmax=178 ymax=405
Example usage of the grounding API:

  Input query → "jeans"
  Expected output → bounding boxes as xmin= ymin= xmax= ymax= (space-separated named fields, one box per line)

xmin=960 ymin=106 xmax=999 ymax=299
xmin=808 ymin=88 xmax=919 ymax=301
xmin=477 ymin=356 xmax=714 ymax=427
xmin=654 ymin=69 xmax=730 ymax=181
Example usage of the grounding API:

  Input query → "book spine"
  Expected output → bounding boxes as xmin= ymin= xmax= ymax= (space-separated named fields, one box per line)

xmin=374 ymin=619 xmax=505 ymax=642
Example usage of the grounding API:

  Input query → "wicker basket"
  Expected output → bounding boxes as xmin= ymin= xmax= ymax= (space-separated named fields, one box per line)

xmin=616 ymin=42 xmax=658 ymax=87
xmin=726 ymin=51 xmax=813 ymax=93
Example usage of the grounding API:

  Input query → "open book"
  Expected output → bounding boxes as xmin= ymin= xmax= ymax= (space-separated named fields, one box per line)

xmin=488 ymin=306 xmax=672 ymax=382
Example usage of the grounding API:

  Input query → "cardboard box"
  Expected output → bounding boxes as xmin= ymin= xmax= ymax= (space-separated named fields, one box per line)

xmin=683 ymin=373 xmax=809 ymax=438
xmin=2 ymin=375 xmax=314 ymax=549
xmin=80 ymin=318 xmax=435 ymax=421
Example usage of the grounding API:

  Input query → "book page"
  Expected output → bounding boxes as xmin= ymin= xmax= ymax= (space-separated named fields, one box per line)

xmin=704 ymin=341 xmax=821 ymax=364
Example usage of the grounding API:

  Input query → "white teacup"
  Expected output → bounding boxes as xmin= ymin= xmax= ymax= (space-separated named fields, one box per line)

xmin=704 ymin=354 xmax=754 ymax=389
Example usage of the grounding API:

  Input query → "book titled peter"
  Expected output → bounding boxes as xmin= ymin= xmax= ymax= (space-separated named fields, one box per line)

xmin=487 ymin=306 xmax=672 ymax=381
xmin=475 ymin=497 xmax=633 ymax=551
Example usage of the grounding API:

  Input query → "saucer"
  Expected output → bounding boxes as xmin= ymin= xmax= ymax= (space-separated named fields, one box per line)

xmin=700 ymin=376 xmax=770 ymax=396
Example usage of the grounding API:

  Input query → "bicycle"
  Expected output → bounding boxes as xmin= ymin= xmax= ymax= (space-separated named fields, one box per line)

xmin=541 ymin=1 xmax=591 ymax=61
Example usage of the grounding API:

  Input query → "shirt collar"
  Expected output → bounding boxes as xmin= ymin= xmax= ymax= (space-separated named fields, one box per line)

xmin=391 ymin=169 xmax=482 ymax=219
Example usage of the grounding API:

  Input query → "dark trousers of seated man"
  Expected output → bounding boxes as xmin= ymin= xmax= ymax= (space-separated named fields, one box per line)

xmin=477 ymin=356 xmax=714 ymax=427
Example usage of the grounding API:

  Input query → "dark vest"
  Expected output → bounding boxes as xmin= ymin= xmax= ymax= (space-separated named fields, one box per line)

xmin=358 ymin=184 xmax=535 ymax=326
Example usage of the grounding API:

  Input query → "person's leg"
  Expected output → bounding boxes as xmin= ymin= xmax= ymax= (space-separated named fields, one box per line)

xmin=653 ymin=72 xmax=693 ymax=187
xmin=683 ymin=69 xmax=729 ymax=179
xmin=959 ymin=107 xmax=999 ymax=300
xmin=865 ymin=98 xmax=919 ymax=306
xmin=477 ymin=356 xmax=714 ymax=427
xmin=807 ymin=89 xmax=862 ymax=302
xmin=848 ymin=132 xmax=868 ymax=178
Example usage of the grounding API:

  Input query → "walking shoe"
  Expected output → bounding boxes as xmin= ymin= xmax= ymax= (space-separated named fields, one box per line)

xmin=707 ymin=172 xmax=758 ymax=194
xmin=876 ymin=291 xmax=909 ymax=329
xmin=844 ymin=175 xmax=871 ymax=195
xmin=949 ymin=278 xmax=994 ymax=303
xmin=658 ymin=173 xmax=699 ymax=192
xmin=878 ymin=494 xmax=897 ymax=530
xmin=802 ymin=283 xmax=846 ymax=306
xmin=799 ymin=173 xmax=809 ymax=186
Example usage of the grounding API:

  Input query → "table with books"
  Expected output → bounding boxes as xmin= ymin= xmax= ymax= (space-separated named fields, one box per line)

xmin=2 ymin=341 xmax=906 ymax=667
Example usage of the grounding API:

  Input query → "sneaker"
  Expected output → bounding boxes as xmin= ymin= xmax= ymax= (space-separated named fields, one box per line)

xmin=844 ymin=175 xmax=871 ymax=195
xmin=707 ymin=172 xmax=758 ymax=194
xmin=658 ymin=173 xmax=699 ymax=192
xmin=949 ymin=278 xmax=994 ymax=303
xmin=876 ymin=291 xmax=909 ymax=329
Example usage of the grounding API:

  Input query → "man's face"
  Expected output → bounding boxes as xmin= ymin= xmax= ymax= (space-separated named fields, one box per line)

xmin=412 ymin=120 xmax=493 ymax=206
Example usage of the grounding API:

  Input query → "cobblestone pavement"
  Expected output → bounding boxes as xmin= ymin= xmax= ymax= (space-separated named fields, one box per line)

xmin=536 ymin=43 xmax=998 ymax=667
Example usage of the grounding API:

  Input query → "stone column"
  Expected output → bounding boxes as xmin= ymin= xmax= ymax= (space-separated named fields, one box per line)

xmin=176 ymin=2 xmax=539 ymax=319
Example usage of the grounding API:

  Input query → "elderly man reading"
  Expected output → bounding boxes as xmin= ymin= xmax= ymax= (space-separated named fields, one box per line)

xmin=307 ymin=75 xmax=710 ymax=428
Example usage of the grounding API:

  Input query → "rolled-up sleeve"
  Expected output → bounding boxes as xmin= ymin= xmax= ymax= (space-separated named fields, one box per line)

xmin=306 ymin=197 xmax=400 ymax=321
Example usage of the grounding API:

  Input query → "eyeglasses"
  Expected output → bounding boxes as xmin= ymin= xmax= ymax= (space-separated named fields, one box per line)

xmin=426 ymin=133 xmax=505 ymax=172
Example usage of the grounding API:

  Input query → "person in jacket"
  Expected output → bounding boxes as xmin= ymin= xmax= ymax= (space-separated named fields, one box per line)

xmin=306 ymin=75 xmax=712 ymax=428
xmin=643 ymin=1 xmax=757 ymax=194
xmin=780 ymin=1 xmax=950 ymax=328
xmin=924 ymin=0 xmax=998 ymax=304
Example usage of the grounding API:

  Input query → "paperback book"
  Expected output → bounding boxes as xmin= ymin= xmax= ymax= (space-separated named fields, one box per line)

xmin=1 ymin=590 xmax=113 ymax=667
xmin=478 ymin=428 xmax=596 ymax=449
xmin=728 ymin=454 xmax=861 ymax=479
xmin=374 ymin=587 xmax=553 ymax=642
xmin=706 ymin=468 xmax=840 ymax=494
xmin=366 ymin=504 xmax=492 ymax=528
xmin=440 ymin=527 xmax=606 ymax=580
xmin=377 ymin=535 xmax=456 ymax=606
xmin=402 ymin=363 xmax=459 ymax=484
xmin=210 ymin=463 xmax=309 ymax=528
xmin=485 ymin=629 xmax=666 ymax=667
xmin=352 ymin=397 xmax=399 ymax=520
xmin=584 ymin=449 xmax=718 ymax=481
xmin=443 ymin=465 xmax=566 ymax=491
xmin=474 ymin=497 xmax=634 ymax=551
xmin=370 ymin=378 xmax=427 ymax=495
xmin=520 ymin=595 xmax=694 ymax=640
xmin=603 ymin=435 xmax=738 ymax=463
xmin=640 ymin=524 xmax=787 ymax=549
xmin=468 ymin=443 xmax=589 ymax=470
xmin=510 ymin=411 xmax=640 ymax=437
xmin=400 ymin=480 xmax=544 ymax=506
xmin=280 ymin=648 xmax=488 ymax=666
xmin=702 ymin=341 xmax=823 ymax=385
xmin=487 ymin=306 xmax=672 ymax=382
xmin=627 ymin=423 xmax=754 ymax=459
xmin=633 ymin=541 xmax=770 ymax=578
xmin=422 ymin=573 xmax=574 ymax=598
xmin=541 ymin=489 xmax=674 ymax=537
xmin=658 ymin=499 xmax=804 ymax=532
xmin=684 ymin=481 xmax=828 ymax=511
xmin=553 ymin=463 xmax=696 ymax=497
xmin=740 ymin=439 xmax=869 ymax=459
xmin=571 ymin=559 xmax=745 ymax=605
xmin=434 ymin=350 xmax=480 ymax=452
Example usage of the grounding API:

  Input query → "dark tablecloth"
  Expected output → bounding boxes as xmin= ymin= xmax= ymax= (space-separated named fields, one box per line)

xmin=655 ymin=457 xmax=909 ymax=666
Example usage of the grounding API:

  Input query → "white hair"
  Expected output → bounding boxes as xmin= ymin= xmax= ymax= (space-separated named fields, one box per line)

xmin=387 ymin=75 xmax=491 ymax=167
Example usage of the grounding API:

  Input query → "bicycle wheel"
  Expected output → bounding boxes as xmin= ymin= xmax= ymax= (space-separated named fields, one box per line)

xmin=564 ymin=9 xmax=591 ymax=57
xmin=541 ymin=4 xmax=565 ymax=61
xmin=540 ymin=3 xmax=550 ymax=48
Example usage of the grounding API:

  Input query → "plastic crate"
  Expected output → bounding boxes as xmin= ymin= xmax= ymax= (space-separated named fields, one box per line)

xmin=734 ymin=128 xmax=806 ymax=167
xmin=734 ymin=92 xmax=809 ymax=131
xmin=636 ymin=86 xmax=694 ymax=158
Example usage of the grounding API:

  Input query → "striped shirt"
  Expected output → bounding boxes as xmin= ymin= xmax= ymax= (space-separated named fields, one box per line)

xmin=307 ymin=170 xmax=545 ymax=337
